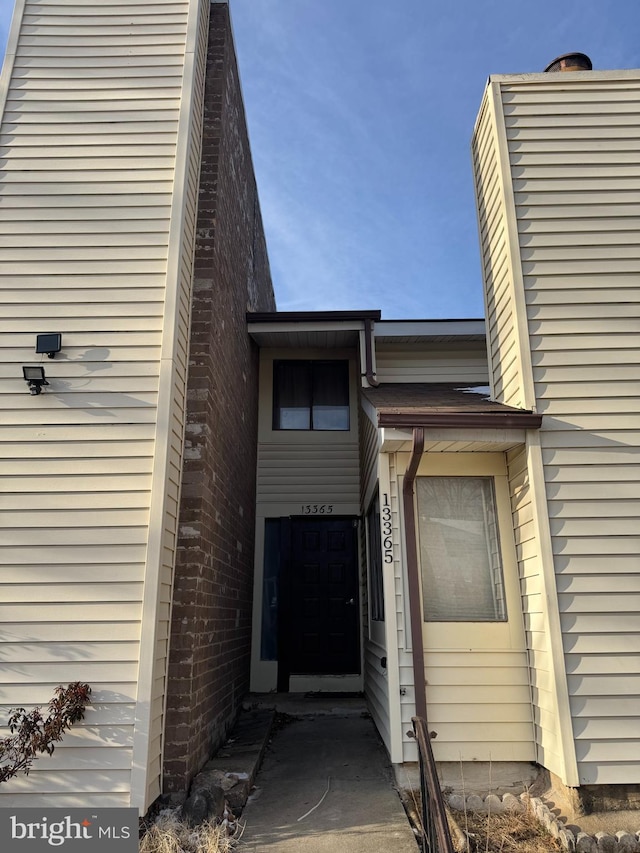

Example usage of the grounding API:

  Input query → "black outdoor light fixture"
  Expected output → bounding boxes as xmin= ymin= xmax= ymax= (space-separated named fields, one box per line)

xmin=22 ymin=334 xmax=61 ymax=395
xmin=36 ymin=333 xmax=62 ymax=358
xmin=23 ymin=365 xmax=49 ymax=396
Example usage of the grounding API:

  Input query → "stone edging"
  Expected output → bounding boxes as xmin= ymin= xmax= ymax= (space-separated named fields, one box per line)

xmin=446 ymin=792 xmax=640 ymax=853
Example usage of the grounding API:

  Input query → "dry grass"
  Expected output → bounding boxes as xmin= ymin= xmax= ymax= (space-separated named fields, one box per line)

xmin=403 ymin=786 xmax=562 ymax=853
xmin=458 ymin=808 xmax=561 ymax=853
xmin=139 ymin=811 xmax=237 ymax=853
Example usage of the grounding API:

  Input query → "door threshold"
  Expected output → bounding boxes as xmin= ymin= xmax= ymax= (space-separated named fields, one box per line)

xmin=288 ymin=674 xmax=363 ymax=693
xmin=304 ymin=691 xmax=364 ymax=699
xmin=247 ymin=692 xmax=367 ymax=717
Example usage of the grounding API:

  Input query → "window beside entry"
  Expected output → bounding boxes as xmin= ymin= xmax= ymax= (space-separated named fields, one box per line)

xmin=261 ymin=519 xmax=281 ymax=660
xmin=366 ymin=493 xmax=384 ymax=622
xmin=416 ymin=477 xmax=506 ymax=622
xmin=273 ymin=360 xmax=350 ymax=430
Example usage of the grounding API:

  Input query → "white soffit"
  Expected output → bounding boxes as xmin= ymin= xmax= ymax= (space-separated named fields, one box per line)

xmin=380 ymin=427 xmax=526 ymax=453
xmin=248 ymin=321 xmax=364 ymax=349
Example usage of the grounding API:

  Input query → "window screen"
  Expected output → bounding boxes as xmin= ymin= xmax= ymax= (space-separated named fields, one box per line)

xmin=416 ymin=477 xmax=506 ymax=622
xmin=273 ymin=360 xmax=349 ymax=430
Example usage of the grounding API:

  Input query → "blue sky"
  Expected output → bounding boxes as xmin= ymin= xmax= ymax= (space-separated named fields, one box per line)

xmin=1 ymin=0 xmax=639 ymax=318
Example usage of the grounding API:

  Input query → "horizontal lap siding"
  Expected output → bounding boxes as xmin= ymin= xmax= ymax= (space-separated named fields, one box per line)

xmin=502 ymin=75 xmax=640 ymax=785
xmin=423 ymin=652 xmax=534 ymax=762
xmin=0 ymin=0 xmax=197 ymax=808
xmin=507 ymin=446 xmax=563 ymax=773
xmin=359 ymin=404 xmax=380 ymax=510
xmin=472 ymin=96 xmax=523 ymax=406
xmin=256 ymin=356 xmax=361 ymax=515
xmin=359 ymin=406 xmax=391 ymax=747
xmin=387 ymin=456 xmax=417 ymax=765
xmin=256 ymin=443 xmax=360 ymax=509
xmin=387 ymin=457 xmax=406 ymax=662
xmin=396 ymin=453 xmax=533 ymax=762
xmin=400 ymin=654 xmax=417 ymax=763
xmin=375 ymin=343 xmax=488 ymax=385
xmin=414 ymin=449 xmax=535 ymax=764
xmin=364 ymin=640 xmax=391 ymax=754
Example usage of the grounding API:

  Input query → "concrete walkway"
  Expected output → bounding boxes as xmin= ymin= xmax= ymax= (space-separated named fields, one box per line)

xmin=240 ymin=712 xmax=419 ymax=852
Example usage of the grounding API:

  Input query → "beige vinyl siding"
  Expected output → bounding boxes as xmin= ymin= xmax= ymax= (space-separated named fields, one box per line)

xmin=397 ymin=452 xmax=535 ymax=764
xmin=375 ymin=342 xmax=488 ymax=385
xmin=256 ymin=443 xmax=360 ymax=509
xmin=386 ymin=454 xmax=418 ymax=765
xmin=399 ymin=649 xmax=418 ymax=763
xmin=504 ymin=73 xmax=640 ymax=785
xmin=255 ymin=350 xmax=361 ymax=516
xmin=375 ymin=452 xmax=404 ymax=763
xmin=506 ymin=446 xmax=564 ymax=774
xmin=471 ymin=95 xmax=523 ymax=407
xmin=389 ymin=457 xmax=408 ymax=661
xmin=359 ymin=402 xmax=380 ymax=510
xmin=0 ymin=0 xmax=207 ymax=810
xmin=422 ymin=653 xmax=534 ymax=762
xmin=477 ymin=71 xmax=640 ymax=785
xmin=364 ymin=641 xmax=390 ymax=750
xmin=359 ymin=405 xmax=391 ymax=752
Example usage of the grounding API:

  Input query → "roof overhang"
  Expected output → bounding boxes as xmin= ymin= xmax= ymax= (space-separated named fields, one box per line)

xmin=379 ymin=426 xmax=531 ymax=454
xmin=247 ymin=310 xmax=381 ymax=349
xmin=374 ymin=319 xmax=485 ymax=343
xmin=362 ymin=383 xmax=542 ymax=451
xmin=248 ymin=310 xmax=381 ymax=323
xmin=246 ymin=312 xmax=487 ymax=348
xmin=378 ymin=411 xmax=542 ymax=429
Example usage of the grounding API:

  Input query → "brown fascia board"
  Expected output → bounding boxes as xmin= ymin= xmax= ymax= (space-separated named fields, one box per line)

xmin=247 ymin=310 xmax=382 ymax=323
xmin=377 ymin=411 xmax=543 ymax=429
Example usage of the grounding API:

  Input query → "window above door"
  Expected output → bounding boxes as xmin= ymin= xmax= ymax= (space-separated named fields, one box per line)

xmin=273 ymin=359 xmax=350 ymax=431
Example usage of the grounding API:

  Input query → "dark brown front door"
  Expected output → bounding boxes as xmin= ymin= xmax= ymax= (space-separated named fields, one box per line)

xmin=280 ymin=518 xmax=360 ymax=682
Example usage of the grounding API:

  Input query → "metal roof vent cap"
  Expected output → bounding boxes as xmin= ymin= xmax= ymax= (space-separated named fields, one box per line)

xmin=544 ymin=52 xmax=592 ymax=72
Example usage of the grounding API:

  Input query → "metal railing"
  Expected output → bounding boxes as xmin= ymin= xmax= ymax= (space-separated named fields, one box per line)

xmin=410 ymin=717 xmax=455 ymax=853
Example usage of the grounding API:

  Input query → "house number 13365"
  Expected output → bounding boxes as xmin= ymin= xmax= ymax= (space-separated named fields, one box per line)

xmin=301 ymin=504 xmax=333 ymax=514
xmin=382 ymin=493 xmax=393 ymax=563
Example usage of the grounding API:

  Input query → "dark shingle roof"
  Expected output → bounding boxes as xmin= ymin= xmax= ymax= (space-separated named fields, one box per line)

xmin=362 ymin=383 xmax=542 ymax=429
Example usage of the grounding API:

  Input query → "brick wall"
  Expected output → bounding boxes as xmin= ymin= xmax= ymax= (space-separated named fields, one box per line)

xmin=163 ymin=3 xmax=276 ymax=793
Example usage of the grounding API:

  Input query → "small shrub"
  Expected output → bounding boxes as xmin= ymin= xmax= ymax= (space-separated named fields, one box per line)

xmin=0 ymin=682 xmax=91 ymax=784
